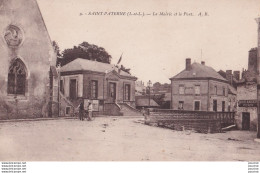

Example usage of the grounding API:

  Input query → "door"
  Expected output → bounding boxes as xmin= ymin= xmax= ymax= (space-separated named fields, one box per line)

xmin=69 ymin=79 xmax=77 ymax=99
xmin=194 ymin=101 xmax=200 ymax=111
xmin=213 ymin=100 xmax=217 ymax=112
xmin=242 ymin=112 xmax=250 ymax=130
xmin=109 ymin=82 xmax=116 ymax=102
xmin=222 ymin=101 xmax=225 ymax=112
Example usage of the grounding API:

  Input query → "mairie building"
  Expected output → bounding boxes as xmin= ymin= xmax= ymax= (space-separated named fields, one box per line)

xmin=60 ymin=58 xmax=139 ymax=116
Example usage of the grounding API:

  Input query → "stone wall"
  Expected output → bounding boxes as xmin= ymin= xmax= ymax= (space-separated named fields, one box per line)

xmin=0 ymin=0 xmax=56 ymax=119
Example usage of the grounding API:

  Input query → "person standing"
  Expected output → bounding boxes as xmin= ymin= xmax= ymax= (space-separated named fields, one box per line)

xmin=88 ymin=102 xmax=93 ymax=121
xmin=78 ymin=100 xmax=84 ymax=121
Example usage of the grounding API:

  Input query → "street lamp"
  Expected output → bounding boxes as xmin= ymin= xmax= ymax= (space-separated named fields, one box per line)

xmin=147 ymin=80 xmax=152 ymax=107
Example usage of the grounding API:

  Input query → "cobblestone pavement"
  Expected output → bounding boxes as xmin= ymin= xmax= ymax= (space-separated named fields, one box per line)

xmin=0 ymin=117 xmax=260 ymax=161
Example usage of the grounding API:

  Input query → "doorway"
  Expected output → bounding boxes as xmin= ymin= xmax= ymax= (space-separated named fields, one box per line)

xmin=69 ymin=79 xmax=77 ymax=99
xmin=242 ymin=112 xmax=250 ymax=130
xmin=213 ymin=100 xmax=217 ymax=112
xmin=109 ymin=82 xmax=116 ymax=102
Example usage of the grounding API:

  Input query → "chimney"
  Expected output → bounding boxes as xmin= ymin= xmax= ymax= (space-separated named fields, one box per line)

xmin=186 ymin=58 xmax=191 ymax=71
xmin=233 ymin=71 xmax=240 ymax=81
xmin=201 ymin=61 xmax=205 ymax=65
xmin=226 ymin=70 xmax=232 ymax=85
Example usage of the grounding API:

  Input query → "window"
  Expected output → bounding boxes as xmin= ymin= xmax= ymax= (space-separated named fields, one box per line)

xmin=8 ymin=59 xmax=26 ymax=95
xmin=222 ymin=87 xmax=225 ymax=96
xmin=124 ymin=84 xmax=131 ymax=101
xmin=178 ymin=101 xmax=184 ymax=110
xmin=65 ymin=106 xmax=71 ymax=115
xmin=194 ymin=101 xmax=200 ymax=111
xmin=179 ymin=85 xmax=184 ymax=95
xmin=91 ymin=80 xmax=98 ymax=99
xmin=214 ymin=86 xmax=217 ymax=95
xmin=195 ymin=85 xmax=200 ymax=95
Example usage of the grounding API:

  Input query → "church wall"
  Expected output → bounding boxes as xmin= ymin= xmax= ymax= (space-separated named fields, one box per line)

xmin=0 ymin=0 xmax=56 ymax=119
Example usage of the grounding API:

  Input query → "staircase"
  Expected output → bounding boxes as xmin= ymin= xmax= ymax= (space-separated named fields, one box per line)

xmin=118 ymin=103 xmax=143 ymax=116
xmin=59 ymin=92 xmax=77 ymax=117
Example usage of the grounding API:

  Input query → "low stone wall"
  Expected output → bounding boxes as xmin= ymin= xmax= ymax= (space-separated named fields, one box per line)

xmin=145 ymin=109 xmax=235 ymax=133
xmin=154 ymin=119 xmax=221 ymax=133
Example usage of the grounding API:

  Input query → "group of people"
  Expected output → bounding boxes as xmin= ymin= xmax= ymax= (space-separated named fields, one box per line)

xmin=78 ymin=99 xmax=93 ymax=121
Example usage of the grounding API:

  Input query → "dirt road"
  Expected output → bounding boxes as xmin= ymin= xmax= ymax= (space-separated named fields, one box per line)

xmin=0 ymin=117 xmax=260 ymax=161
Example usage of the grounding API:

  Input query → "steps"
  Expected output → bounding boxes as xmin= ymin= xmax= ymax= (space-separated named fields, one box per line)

xmin=118 ymin=103 xmax=142 ymax=116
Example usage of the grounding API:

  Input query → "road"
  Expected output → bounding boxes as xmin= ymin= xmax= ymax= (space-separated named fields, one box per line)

xmin=0 ymin=117 xmax=260 ymax=161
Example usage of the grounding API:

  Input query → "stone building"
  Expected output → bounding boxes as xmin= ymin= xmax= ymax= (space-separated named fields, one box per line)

xmin=0 ymin=0 xmax=57 ymax=119
xmin=235 ymin=48 xmax=259 ymax=130
xmin=170 ymin=58 xmax=231 ymax=111
xmin=60 ymin=58 xmax=138 ymax=116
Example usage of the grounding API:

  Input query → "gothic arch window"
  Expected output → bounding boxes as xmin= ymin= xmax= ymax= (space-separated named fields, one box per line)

xmin=8 ymin=59 xmax=27 ymax=95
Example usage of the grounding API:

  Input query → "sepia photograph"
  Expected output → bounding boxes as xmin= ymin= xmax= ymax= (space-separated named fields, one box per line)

xmin=0 ymin=0 xmax=260 ymax=168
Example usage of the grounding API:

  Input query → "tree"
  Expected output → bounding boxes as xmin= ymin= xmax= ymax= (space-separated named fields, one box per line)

xmin=59 ymin=42 xmax=112 ymax=66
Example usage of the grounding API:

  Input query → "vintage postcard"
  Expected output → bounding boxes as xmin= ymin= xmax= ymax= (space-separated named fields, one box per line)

xmin=0 ymin=0 xmax=260 ymax=171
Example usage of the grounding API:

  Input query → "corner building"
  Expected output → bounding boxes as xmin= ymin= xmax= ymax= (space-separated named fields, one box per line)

xmin=170 ymin=59 xmax=230 ymax=112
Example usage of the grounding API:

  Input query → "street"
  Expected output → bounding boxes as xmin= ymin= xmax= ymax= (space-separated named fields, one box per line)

xmin=0 ymin=117 xmax=260 ymax=161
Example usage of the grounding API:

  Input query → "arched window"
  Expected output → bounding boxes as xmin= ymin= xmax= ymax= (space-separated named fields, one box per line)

xmin=8 ymin=59 xmax=27 ymax=95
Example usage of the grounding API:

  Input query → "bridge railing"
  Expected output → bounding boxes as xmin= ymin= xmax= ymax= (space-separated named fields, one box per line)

xmin=147 ymin=109 xmax=235 ymax=124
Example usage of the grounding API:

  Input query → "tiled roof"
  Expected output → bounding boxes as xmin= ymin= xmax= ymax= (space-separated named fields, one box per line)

xmin=170 ymin=62 xmax=227 ymax=82
xmin=61 ymin=58 xmax=133 ymax=77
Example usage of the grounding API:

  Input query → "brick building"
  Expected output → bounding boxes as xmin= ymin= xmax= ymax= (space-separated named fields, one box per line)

xmin=170 ymin=58 xmax=231 ymax=112
xmin=0 ymin=0 xmax=57 ymax=119
xmin=60 ymin=58 xmax=138 ymax=116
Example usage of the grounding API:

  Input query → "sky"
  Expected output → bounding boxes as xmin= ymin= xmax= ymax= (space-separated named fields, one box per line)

xmin=37 ymin=0 xmax=260 ymax=85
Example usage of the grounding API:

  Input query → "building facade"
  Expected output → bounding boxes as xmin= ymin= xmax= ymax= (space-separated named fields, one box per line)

xmin=170 ymin=59 xmax=231 ymax=112
xmin=235 ymin=48 xmax=259 ymax=131
xmin=60 ymin=59 xmax=137 ymax=116
xmin=0 ymin=0 xmax=57 ymax=119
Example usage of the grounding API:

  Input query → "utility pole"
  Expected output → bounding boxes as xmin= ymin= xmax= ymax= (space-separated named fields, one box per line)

xmin=147 ymin=80 xmax=152 ymax=107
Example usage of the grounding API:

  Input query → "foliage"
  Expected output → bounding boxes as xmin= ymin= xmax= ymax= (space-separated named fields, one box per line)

xmin=58 ymin=42 xmax=112 ymax=66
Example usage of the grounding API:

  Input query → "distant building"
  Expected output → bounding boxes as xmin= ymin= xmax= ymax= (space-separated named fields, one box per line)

xmin=218 ymin=70 xmax=240 ymax=88
xmin=135 ymin=80 xmax=146 ymax=95
xmin=60 ymin=59 xmax=137 ymax=116
xmin=135 ymin=95 xmax=159 ymax=109
xmin=170 ymin=58 xmax=232 ymax=112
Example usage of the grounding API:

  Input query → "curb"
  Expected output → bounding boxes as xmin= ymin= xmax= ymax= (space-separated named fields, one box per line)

xmin=0 ymin=115 xmax=144 ymax=123
xmin=0 ymin=117 xmax=77 ymax=123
